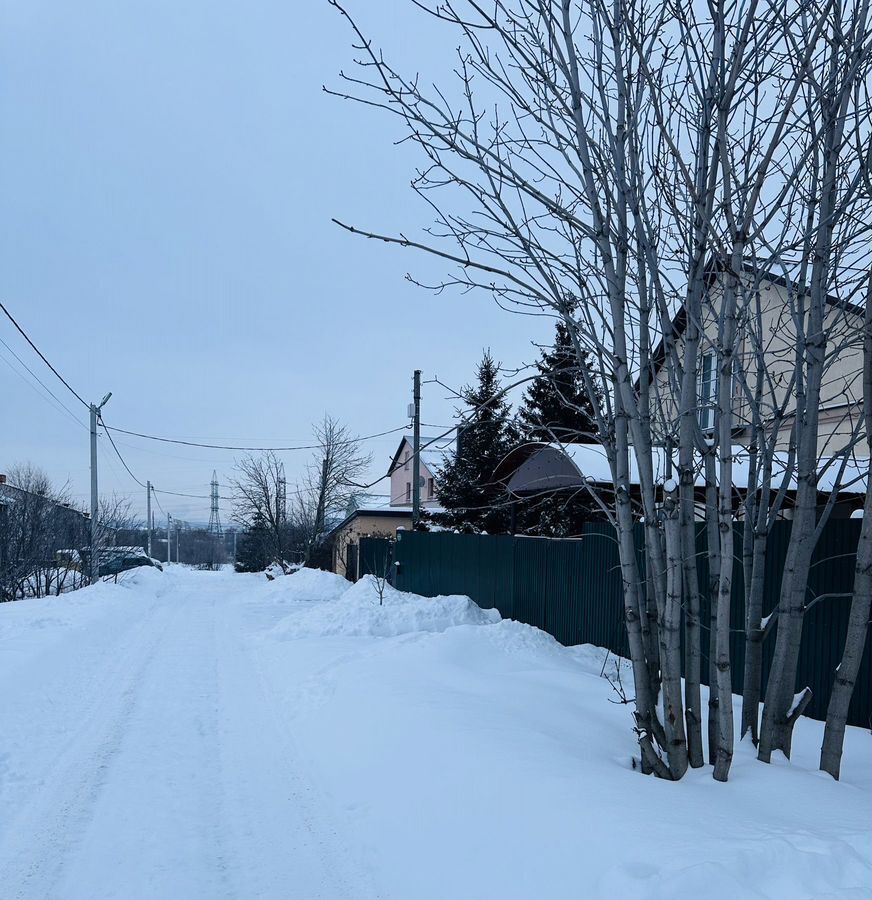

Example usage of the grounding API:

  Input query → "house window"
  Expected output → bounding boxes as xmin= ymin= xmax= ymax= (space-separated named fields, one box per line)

xmin=405 ymin=482 xmax=411 ymax=502
xmin=699 ymin=351 xmax=717 ymax=431
xmin=428 ymin=477 xmax=435 ymax=498
xmin=404 ymin=450 xmax=410 ymax=471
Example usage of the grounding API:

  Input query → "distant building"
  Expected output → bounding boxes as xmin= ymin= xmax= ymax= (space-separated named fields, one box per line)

xmin=386 ymin=434 xmax=452 ymax=508
xmin=330 ymin=494 xmax=411 ymax=580
xmin=330 ymin=433 xmax=455 ymax=578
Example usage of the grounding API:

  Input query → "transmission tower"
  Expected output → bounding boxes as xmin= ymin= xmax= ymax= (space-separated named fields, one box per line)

xmin=208 ymin=470 xmax=223 ymax=536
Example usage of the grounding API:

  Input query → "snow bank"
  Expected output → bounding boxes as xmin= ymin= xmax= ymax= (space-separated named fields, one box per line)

xmin=284 ymin=567 xmax=350 ymax=600
xmin=270 ymin=575 xmax=500 ymax=639
xmin=257 ymin=599 xmax=872 ymax=900
xmin=114 ymin=565 xmax=164 ymax=590
xmin=250 ymin=569 xmax=350 ymax=603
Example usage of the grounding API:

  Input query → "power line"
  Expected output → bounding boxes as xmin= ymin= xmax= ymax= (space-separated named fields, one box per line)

xmin=101 ymin=423 xmax=411 ymax=452
xmin=0 ymin=300 xmax=88 ymax=407
xmin=0 ymin=335 xmax=89 ymax=429
xmin=346 ymin=369 xmax=538 ymax=494
xmin=153 ymin=487 xmax=212 ymax=500
xmin=0 ymin=345 xmax=89 ymax=432
xmin=98 ymin=412 xmax=149 ymax=488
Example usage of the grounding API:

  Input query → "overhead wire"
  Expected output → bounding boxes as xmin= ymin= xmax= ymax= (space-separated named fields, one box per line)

xmin=0 ymin=346 xmax=89 ymax=432
xmin=1 ymin=297 xmax=483 ymax=518
xmin=345 ymin=369 xmax=541 ymax=494
xmin=0 ymin=300 xmax=89 ymax=407
xmin=98 ymin=412 xmax=149 ymax=489
xmin=101 ymin=423 xmax=411 ymax=452
xmin=0 ymin=335 xmax=89 ymax=430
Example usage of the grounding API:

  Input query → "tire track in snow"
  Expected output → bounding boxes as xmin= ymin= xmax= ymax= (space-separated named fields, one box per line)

xmin=0 ymin=596 xmax=183 ymax=899
xmin=217 ymin=599 xmax=383 ymax=899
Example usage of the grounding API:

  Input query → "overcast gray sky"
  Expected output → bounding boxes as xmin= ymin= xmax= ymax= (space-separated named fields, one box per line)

xmin=0 ymin=1 xmax=547 ymax=522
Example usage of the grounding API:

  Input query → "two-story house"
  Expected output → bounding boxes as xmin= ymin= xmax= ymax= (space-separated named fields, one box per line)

xmin=494 ymin=268 xmax=867 ymax=520
xmin=647 ymin=266 xmax=866 ymax=459
xmin=330 ymin=433 xmax=452 ymax=578
xmin=386 ymin=434 xmax=448 ymax=508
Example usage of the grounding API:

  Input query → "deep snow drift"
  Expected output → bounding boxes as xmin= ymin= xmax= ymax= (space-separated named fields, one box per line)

xmin=0 ymin=566 xmax=869 ymax=900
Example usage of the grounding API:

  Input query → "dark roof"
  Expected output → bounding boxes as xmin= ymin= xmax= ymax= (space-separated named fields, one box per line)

xmin=492 ymin=442 xmax=551 ymax=485
xmin=0 ymin=482 xmax=88 ymax=517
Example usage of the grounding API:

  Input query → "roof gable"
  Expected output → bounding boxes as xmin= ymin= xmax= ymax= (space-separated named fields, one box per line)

xmin=387 ymin=434 xmax=454 ymax=476
xmin=642 ymin=263 xmax=866 ymax=387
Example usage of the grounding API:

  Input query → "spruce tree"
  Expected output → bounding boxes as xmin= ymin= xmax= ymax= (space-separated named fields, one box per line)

xmin=234 ymin=514 xmax=271 ymax=573
xmin=514 ymin=320 xmax=602 ymax=535
xmin=518 ymin=319 xmax=599 ymax=444
xmin=434 ymin=351 xmax=519 ymax=533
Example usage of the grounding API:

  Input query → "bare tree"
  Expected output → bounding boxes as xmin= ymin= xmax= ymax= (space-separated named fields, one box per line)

xmin=0 ymin=463 xmax=89 ymax=600
xmin=295 ymin=415 xmax=371 ymax=566
xmin=329 ymin=0 xmax=872 ymax=780
xmin=230 ymin=451 xmax=291 ymax=569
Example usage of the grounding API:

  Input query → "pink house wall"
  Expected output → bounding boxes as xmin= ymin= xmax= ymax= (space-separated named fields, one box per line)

xmin=389 ymin=438 xmax=439 ymax=507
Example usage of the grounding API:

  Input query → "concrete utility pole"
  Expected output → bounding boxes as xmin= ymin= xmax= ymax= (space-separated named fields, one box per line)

xmin=146 ymin=481 xmax=153 ymax=557
xmin=166 ymin=513 xmax=172 ymax=565
xmin=89 ymin=392 xmax=112 ymax=584
xmin=175 ymin=523 xmax=180 ymax=565
xmin=412 ymin=369 xmax=422 ymax=527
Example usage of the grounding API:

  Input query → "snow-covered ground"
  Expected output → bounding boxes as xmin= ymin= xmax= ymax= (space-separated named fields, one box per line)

xmin=0 ymin=567 xmax=869 ymax=899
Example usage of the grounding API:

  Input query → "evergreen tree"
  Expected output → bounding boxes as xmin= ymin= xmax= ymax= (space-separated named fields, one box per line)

xmin=434 ymin=351 xmax=519 ymax=533
xmin=513 ymin=320 xmax=602 ymax=535
xmin=234 ymin=513 xmax=271 ymax=573
xmin=518 ymin=319 xmax=599 ymax=444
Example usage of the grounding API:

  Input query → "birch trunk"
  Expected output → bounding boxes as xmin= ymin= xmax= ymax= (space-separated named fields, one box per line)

xmin=713 ymin=268 xmax=739 ymax=782
xmin=820 ymin=293 xmax=872 ymax=780
xmin=758 ymin=2 xmax=869 ymax=760
xmin=661 ymin=483 xmax=689 ymax=779
xmin=705 ymin=444 xmax=721 ymax=764
xmin=678 ymin=302 xmax=704 ymax=768
xmin=613 ymin=411 xmax=666 ymax=771
xmin=740 ymin=527 xmax=769 ymax=743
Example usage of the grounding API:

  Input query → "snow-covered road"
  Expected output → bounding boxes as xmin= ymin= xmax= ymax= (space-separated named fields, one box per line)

xmin=1 ymin=566 xmax=870 ymax=900
xmin=0 ymin=568 xmax=378 ymax=900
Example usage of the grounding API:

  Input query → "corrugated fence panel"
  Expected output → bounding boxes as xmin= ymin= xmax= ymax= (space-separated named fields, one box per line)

xmin=542 ymin=538 xmax=583 ymax=647
xmin=799 ymin=520 xmax=869 ymax=723
xmin=579 ymin=523 xmax=628 ymax=654
xmin=358 ymin=538 xmax=392 ymax=581
xmin=392 ymin=520 xmax=870 ymax=726
xmin=513 ymin=537 xmax=549 ymax=630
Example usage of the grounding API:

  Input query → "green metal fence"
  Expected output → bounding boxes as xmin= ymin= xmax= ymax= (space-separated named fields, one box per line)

xmin=358 ymin=537 xmax=395 ymax=582
xmin=393 ymin=521 xmax=870 ymax=727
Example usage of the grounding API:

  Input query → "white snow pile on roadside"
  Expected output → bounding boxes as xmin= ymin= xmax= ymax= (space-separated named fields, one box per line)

xmin=257 ymin=567 xmax=350 ymax=603
xmin=114 ymin=565 xmax=164 ymax=590
xmin=270 ymin=574 xmax=500 ymax=639
xmin=258 ymin=593 xmax=872 ymax=900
